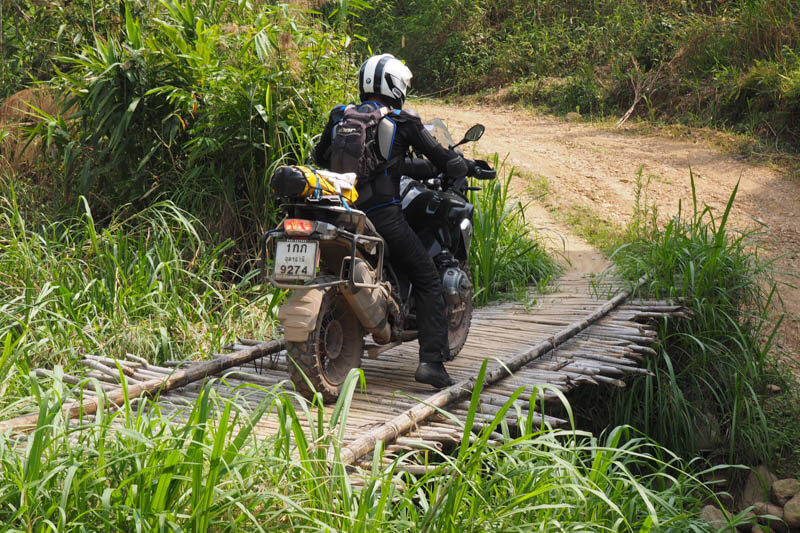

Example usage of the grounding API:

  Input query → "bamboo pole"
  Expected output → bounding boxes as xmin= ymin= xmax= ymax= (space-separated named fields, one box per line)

xmin=0 ymin=339 xmax=286 ymax=434
xmin=85 ymin=354 xmax=141 ymax=370
xmin=80 ymin=359 xmax=138 ymax=380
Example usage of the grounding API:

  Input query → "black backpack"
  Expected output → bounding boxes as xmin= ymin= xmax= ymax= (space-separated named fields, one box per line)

xmin=327 ymin=103 xmax=399 ymax=183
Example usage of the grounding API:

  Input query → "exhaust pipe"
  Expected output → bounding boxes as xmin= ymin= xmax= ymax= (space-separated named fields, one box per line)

xmin=340 ymin=257 xmax=392 ymax=344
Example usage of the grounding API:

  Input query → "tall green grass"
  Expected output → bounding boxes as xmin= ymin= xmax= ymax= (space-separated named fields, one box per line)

xmin=576 ymin=170 xmax=789 ymax=466
xmin=0 ymin=175 xmax=282 ymax=415
xmin=0 ymin=366 xmax=733 ymax=531
xmin=469 ymin=156 xmax=560 ymax=305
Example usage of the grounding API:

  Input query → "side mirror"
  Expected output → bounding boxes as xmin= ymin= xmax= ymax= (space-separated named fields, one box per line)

xmin=453 ymin=124 xmax=485 ymax=148
xmin=463 ymin=124 xmax=485 ymax=142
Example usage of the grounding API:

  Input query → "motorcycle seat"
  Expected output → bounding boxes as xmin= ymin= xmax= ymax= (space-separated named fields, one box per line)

xmin=363 ymin=216 xmax=379 ymax=238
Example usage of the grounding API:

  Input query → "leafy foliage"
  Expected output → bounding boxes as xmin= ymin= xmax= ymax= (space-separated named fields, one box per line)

xmin=0 ymin=0 xmax=117 ymax=98
xmin=0 ymin=367 xmax=730 ymax=531
xmin=469 ymin=156 xmax=559 ymax=305
xmin=31 ymin=0 xmax=354 ymax=261
xmin=360 ymin=0 xmax=800 ymax=150
xmin=575 ymin=170 xmax=788 ymax=466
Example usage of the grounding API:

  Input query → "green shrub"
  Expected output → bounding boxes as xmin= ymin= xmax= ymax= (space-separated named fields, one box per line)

xmin=508 ymin=75 xmax=606 ymax=115
xmin=469 ymin=156 xmax=559 ymax=305
xmin=0 ymin=366 xmax=731 ymax=531
xmin=576 ymin=170 xmax=789 ymax=466
xmin=32 ymin=0 xmax=353 ymax=261
xmin=358 ymin=0 xmax=800 ymax=149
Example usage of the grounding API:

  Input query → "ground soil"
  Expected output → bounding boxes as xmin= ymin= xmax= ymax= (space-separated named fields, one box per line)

xmin=0 ymin=88 xmax=62 ymax=171
xmin=415 ymin=101 xmax=800 ymax=367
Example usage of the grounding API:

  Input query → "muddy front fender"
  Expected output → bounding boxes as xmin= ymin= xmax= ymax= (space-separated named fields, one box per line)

xmin=277 ymin=288 xmax=325 ymax=342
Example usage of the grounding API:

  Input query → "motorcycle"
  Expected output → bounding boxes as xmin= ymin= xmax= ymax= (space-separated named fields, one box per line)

xmin=261 ymin=121 xmax=496 ymax=402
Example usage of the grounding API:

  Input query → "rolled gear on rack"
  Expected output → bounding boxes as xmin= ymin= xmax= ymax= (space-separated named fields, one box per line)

xmin=271 ymin=165 xmax=359 ymax=205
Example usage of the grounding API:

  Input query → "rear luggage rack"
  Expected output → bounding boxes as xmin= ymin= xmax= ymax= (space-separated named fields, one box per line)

xmin=260 ymin=223 xmax=385 ymax=290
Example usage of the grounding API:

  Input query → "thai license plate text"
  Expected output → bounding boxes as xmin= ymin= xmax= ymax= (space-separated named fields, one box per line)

xmin=274 ymin=240 xmax=318 ymax=282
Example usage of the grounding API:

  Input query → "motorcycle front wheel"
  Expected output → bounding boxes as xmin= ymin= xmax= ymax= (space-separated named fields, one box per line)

xmin=447 ymin=279 xmax=474 ymax=359
xmin=287 ymin=278 xmax=365 ymax=403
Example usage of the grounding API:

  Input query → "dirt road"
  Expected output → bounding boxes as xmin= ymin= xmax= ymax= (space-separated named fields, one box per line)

xmin=415 ymin=101 xmax=800 ymax=362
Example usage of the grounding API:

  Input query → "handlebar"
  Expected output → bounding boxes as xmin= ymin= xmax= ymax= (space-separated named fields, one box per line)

xmin=469 ymin=159 xmax=496 ymax=180
xmin=471 ymin=166 xmax=496 ymax=180
xmin=402 ymin=157 xmax=496 ymax=198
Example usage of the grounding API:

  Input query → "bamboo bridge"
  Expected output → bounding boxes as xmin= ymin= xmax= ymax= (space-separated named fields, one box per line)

xmin=0 ymin=273 xmax=689 ymax=470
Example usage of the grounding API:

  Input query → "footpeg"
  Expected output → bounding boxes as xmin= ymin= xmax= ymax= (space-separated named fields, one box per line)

xmin=366 ymin=341 xmax=401 ymax=359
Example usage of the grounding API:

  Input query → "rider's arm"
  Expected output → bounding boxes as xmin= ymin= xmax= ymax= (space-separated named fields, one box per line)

xmin=398 ymin=157 xmax=437 ymax=179
xmin=398 ymin=114 xmax=471 ymax=178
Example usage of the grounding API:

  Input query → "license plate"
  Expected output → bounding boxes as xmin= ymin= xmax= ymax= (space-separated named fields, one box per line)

xmin=274 ymin=240 xmax=318 ymax=282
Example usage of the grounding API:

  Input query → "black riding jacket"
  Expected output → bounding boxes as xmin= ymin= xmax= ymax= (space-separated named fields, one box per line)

xmin=312 ymin=102 xmax=470 ymax=211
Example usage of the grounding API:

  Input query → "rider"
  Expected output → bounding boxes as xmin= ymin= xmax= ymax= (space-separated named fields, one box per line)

xmin=312 ymin=53 xmax=474 ymax=389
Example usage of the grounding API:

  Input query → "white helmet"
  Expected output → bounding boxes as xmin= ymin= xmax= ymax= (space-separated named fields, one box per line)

xmin=358 ymin=54 xmax=413 ymax=108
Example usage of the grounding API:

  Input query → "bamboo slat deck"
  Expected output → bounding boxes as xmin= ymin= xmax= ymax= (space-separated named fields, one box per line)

xmin=5 ymin=273 xmax=688 ymax=466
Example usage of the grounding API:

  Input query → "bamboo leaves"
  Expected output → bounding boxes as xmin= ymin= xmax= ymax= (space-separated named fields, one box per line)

xmin=40 ymin=1 xmax=353 ymax=255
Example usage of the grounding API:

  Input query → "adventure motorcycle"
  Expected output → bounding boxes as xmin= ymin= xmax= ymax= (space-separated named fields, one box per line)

xmin=261 ymin=121 xmax=496 ymax=402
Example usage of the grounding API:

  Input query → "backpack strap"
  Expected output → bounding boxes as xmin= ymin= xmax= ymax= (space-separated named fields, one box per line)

xmin=372 ymin=153 xmax=404 ymax=175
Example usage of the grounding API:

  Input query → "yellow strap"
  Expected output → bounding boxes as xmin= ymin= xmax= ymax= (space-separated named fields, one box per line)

xmin=294 ymin=165 xmax=358 ymax=204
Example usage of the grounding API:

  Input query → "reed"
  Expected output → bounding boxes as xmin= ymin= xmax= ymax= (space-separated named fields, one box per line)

xmin=469 ymin=155 xmax=559 ymax=305
xmin=579 ymin=169 xmax=791 ymax=466
xmin=0 ymin=367 xmax=731 ymax=531
xmin=0 ymin=176 xmax=283 ymax=417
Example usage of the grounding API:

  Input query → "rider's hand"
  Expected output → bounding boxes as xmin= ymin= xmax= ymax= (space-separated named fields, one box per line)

xmin=465 ymin=158 xmax=477 ymax=176
xmin=468 ymin=159 xmax=495 ymax=179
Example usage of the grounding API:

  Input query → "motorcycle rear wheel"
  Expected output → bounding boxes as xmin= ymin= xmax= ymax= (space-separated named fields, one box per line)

xmin=287 ymin=280 xmax=365 ymax=403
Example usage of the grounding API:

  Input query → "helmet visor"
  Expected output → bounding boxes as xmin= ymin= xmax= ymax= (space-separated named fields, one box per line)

xmin=391 ymin=73 xmax=411 ymax=98
xmin=396 ymin=77 xmax=409 ymax=93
